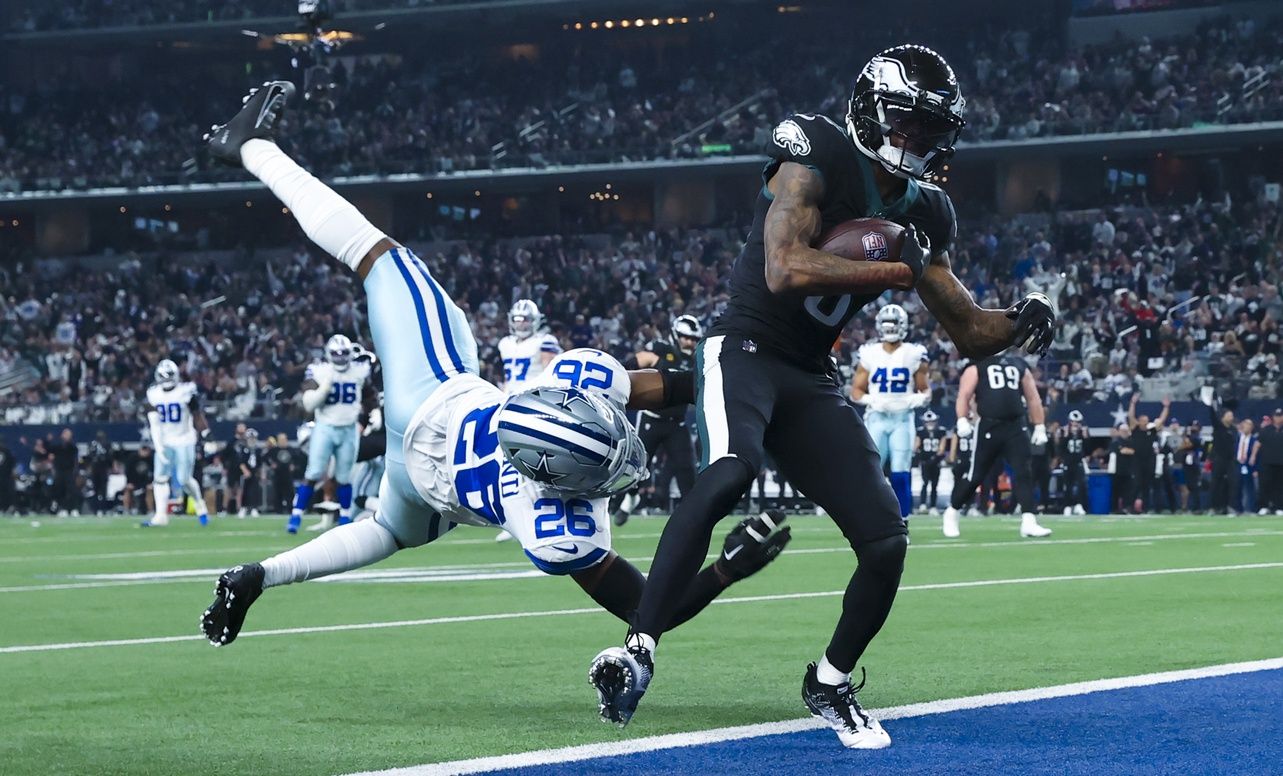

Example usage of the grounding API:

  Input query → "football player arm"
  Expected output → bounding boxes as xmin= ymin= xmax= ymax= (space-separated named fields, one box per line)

xmin=189 ymin=399 xmax=209 ymax=434
xmin=763 ymin=163 xmax=914 ymax=295
xmin=850 ymin=364 xmax=871 ymax=403
xmin=625 ymin=369 xmax=694 ymax=412
xmin=630 ymin=350 xmax=661 ymax=369
xmin=299 ymin=376 xmax=331 ymax=412
xmin=916 ymin=251 xmax=1054 ymax=359
xmin=907 ymin=361 xmax=932 ymax=408
xmin=955 ymin=365 xmax=978 ymax=433
xmin=1021 ymin=369 xmax=1041 ymax=423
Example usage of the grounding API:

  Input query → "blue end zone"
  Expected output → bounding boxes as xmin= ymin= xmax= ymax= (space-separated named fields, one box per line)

xmin=491 ymin=668 xmax=1283 ymax=775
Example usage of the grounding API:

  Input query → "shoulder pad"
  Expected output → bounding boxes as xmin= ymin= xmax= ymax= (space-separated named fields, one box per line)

xmin=765 ymin=113 xmax=849 ymax=176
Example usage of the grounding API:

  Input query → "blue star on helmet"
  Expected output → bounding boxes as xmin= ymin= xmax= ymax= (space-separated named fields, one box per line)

xmin=530 ymin=453 xmax=567 ymax=485
xmin=556 ymin=390 xmax=593 ymax=412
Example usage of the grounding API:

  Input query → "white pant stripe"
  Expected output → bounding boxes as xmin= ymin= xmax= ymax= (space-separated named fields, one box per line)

xmin=701 ymin=335 xmax=731 ymax=463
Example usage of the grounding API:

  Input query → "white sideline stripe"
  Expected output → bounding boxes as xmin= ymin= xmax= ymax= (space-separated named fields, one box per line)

xmin=350 ymin=656 xmax=1283 ymax=776
xmin=2 ymin=529 xmax=1280 ymax=592
xmin=3 ymin=561 xmax=1281 ymax=654
xmin=0 ymin=546 xmax=286 ymax=564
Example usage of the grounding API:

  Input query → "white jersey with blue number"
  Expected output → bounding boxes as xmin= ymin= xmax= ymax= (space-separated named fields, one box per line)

xmin=306 ymin=361 xmax=371 ymax=427
xmin=146 ymin=382 xmax=199 ymax=447
xmin=856 ymin=341 xmax=927 ymax=416
xmin=498 ymin=333 xmax=561 ymax=393
xmin=401 ymin=348 xmax=629 ymax=571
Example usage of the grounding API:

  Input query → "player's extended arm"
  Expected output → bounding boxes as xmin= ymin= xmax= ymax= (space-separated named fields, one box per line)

xmin=763 ymin=163 xmax=918 ymax=295
xmin=625 ymin=369 xmax=694 ymax=412
xmin=1154 ymin=398 xmax=1171 ymax=428
xmin=299 ymin=374 xmax=332 ymax=413
xmin=190 ymin=400 xmax=209 ymax=434
xmin=907 ymin=361 xmax=932 ymax=408
xmin=916 ymin=251 xmax=1055 ymax=358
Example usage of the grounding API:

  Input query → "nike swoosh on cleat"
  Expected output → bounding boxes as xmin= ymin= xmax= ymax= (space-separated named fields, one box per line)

xmin=550 ymin=544 xmax=581 ymax=554
xmin=722 ymin=545 xmax=743 ymax=561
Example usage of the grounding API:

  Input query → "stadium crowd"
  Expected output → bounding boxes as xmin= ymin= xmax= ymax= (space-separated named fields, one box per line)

xmin=2 ymin=16 xmax=1279 ymax=193
xmin=4 ymin=0 xmax=480 ymax=31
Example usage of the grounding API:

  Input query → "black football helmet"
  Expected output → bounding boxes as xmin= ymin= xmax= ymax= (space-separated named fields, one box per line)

xmin=847 ymin=44 xmax=966 ymax=180
xmin=670 ymin=314 xmax=704 ymax=354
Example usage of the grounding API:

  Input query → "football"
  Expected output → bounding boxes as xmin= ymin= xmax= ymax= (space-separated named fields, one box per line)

xmin=816 ymin=217 xmax=906 ymax=263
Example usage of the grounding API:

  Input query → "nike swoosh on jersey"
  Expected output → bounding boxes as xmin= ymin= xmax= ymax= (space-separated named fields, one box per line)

xmin=550 ymin=544 xmax=581 ymax=555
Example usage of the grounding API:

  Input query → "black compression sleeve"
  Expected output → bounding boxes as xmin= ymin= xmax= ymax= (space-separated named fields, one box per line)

xmin=660 ymin=369 xmax=696 ymax=408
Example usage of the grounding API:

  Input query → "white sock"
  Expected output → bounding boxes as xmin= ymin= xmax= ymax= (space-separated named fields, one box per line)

xmin=240 ymin=138 xmax=387 ymax=271
xmin=153 ymin=482 xmax=170 ymax=521
xmin=261 ymin=517 xmax=399 ymax=588
xmin=183 ymin=478 xmax=207 ymax=516
xmin=816 ymin=655 xmax=849 ymax=686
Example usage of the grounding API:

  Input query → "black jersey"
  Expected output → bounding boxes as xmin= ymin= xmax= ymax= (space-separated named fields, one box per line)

xmin=953 ymin=431 xmax=974 ymax=467
xmin=972 ymin=353 xmax=1029 ymax=423
xmin=1059 ymin=427 xmax=1090 ymax=460
xmin=919 ymin=427 xmax=947 ymax=460
xmin=642 ymin=339 xmax=695 ymax=420
xmin=710 ymin=113 xmax=957 ymax=372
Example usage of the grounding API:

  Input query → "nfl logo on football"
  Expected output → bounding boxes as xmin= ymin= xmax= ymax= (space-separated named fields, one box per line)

xmin=862 ymin=231 xmax=889 ymax=261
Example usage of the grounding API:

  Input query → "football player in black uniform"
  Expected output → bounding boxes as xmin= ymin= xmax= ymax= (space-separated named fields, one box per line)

xmin=916 ymin=410 xmax=947 ymax=513
xmin=589 ymin=45 xmax=1056 ymax=748
xmin=942 ymin=350 xmax=1052 ymax=539
xmin=611 ymin=315 xmax=703 ymax=526
xmin=1056 ymin=410 xmax=1090 ymax=515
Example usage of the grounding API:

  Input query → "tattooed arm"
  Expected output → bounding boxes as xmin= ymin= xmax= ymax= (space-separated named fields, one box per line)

xmin=763 ymin=162 xmax=915 ymax=296
xmin=916 ymin=252 xmax=1016 ymax=360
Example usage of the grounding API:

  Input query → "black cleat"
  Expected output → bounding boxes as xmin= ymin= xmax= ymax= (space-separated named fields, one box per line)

xmin=611 ymin=508 xmax=630 ymax=527
xmin=200 ymin=563 xmax=265 ymax=646
xmin=204 ymin=81 xmax=296 ymax=166
xmin=713 ymin=509 xmax=791 ymax=582
xmin=589 ymin=641 xmax=653 ymax=727
xmin=802 ymin=663 xmax=891 ymax=749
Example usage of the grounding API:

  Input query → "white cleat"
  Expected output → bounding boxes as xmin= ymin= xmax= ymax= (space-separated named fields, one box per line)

xmin=306 ymin=514 xmax=335 ymax=532
xmin=1020 ymin=513 xmax=1052 ymax=538
xmin=942 ymin=506 xmax=961 ymax=538
xmin=927 ymin=507 xmax=939 ymax=516
xmin=1073 ymin=504 xmax=1086 ymax=516
xmin=494 ymin=530 xmax=515 ymax=542
xmin=1258 ymin=508 xmax=1270 ymax=516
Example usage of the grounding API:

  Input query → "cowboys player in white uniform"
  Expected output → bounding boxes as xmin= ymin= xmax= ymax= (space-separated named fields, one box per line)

xmin=199 ymin=82 xmax=790 ymax=648
xmin=850 ymin=305 xmax=930 ymax=519
xmin=287 ymin=334 xmax=374 ymax=533
xmin=494 ymin=300 xmax=561 ymax=541
xmin=144 ymin=359 xmax=210 ymax=527
xmin=499 ymin=299 xmax=561 ymax=390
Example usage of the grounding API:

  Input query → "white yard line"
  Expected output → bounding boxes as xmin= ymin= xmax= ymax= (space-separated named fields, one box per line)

xmin=343 ymin=656 xmax=1283 ymax=776
xmin=3 ymin=561 xmax=1281 ymax=654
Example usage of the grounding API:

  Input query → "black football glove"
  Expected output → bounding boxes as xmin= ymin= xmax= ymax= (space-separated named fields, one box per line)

xmin=1006 ymin=292 xmax=1056 ymax=355
xmin=898 ymin=224 xmax=929 ymax=286
xmin=714 ymin=510 xmax=792 ymax=583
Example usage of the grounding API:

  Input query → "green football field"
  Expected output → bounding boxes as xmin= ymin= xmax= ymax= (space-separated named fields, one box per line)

xmin=2 ymin=512 xmax=1281 ymax=775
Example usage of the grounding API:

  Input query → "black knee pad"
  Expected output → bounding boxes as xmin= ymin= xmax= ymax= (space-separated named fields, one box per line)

xmin=855 ymin=533 xmax=908 ymax=578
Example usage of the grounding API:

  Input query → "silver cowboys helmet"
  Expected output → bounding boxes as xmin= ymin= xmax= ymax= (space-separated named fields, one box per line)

xmin=671 ymin=314 xmax=704 ymax=354
xmin=848 ymin=44 xmax=966 ymax=180
xmin=508 ymin=299 xmax=544 ymax=340
xmin=876 ymin=304 xmax=910 ymax=343
xmin=326 ymin=334 xmax=353 ymax=371
xmin=923 ymin=410 xmax=939 ymax=425
xmin=155 ymin=359 xmax=180 ymax=389
xmin=495 ymin=386 xmax=647 ymax=498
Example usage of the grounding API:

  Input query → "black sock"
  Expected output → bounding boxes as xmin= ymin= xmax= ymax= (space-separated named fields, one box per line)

xmin=825 ymin=534 xmax=907 ymax=673
xmin=632 ymin=457 xmax=755 ymax=639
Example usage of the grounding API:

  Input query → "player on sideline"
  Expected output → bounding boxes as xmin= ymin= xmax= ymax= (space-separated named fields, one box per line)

xmin=144 ymin=359 xmax=210 ymax=527
xmin=1056 ymin=410 xmax=1089 ymax=515
xmin=493 ymin=300 xmax=561 ymax=541
xmin=590 ymin=45 xmax=1055 ymax=749
xmin=198 ymin=82 xmax=790 ymax=648
xmin=851 ymin=304 xmax=930 ymax=518
xmin=942 ymin=351 xmax=1052 ymax=538
xmin=916 ymin=410 xmax=947 ymax=514
xmin=611 ymin=314 xmax=704 ymax=526
xmin=289 ymin=335 xmax=374 ymax=533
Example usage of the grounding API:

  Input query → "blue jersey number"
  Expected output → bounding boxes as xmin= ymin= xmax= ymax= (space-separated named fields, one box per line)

xmin=533 ymin=498 xmax=596 ymax=539
xmin=552 ymin=359 xmax=613 ymax=391
xmin=326 ymin=383 xmax=357 ymax=405
xmin=453 ymin=406 xmax=507 ymax=525
xmin=871 ymin=367 xmax=910 ymax=394
xmin=156 ymin=403 xmax=182 ymax=423
xmin=503 ymin=358 xmax=532 ymax=382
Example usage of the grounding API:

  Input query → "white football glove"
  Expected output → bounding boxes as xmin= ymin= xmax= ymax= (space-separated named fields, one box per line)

xmin=1031 ymin=423 xmax=1048 ymax=446
xmin=956 ymin=416 xmax=974 ymax=438
xmin=907 ymin=392 xmax=931 ymax=409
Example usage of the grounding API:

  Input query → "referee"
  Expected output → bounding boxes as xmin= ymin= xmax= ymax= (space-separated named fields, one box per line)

xmin=943 ymin=350 xmax=1053 ymax=538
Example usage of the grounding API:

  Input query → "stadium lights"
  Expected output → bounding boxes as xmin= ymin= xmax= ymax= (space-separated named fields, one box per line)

xmin=282 ymin=207 xmax=290 ymax=214
xmin=119 ymin=206 xmax=127 ymax=214
xmin=558 ymin=186 xmax=565 ymax=192
xmin=574 ymin=14 xmax=705 ymax=30
xmin=474 ymin=190 xmax=481 ymax=197
xmin=245 ymin=201 xmax=253 ymax=208
xmin=426 ymin=192 xmax=433 ymax=199
xmin=164 ymin=204 xmax=172 ymax=212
